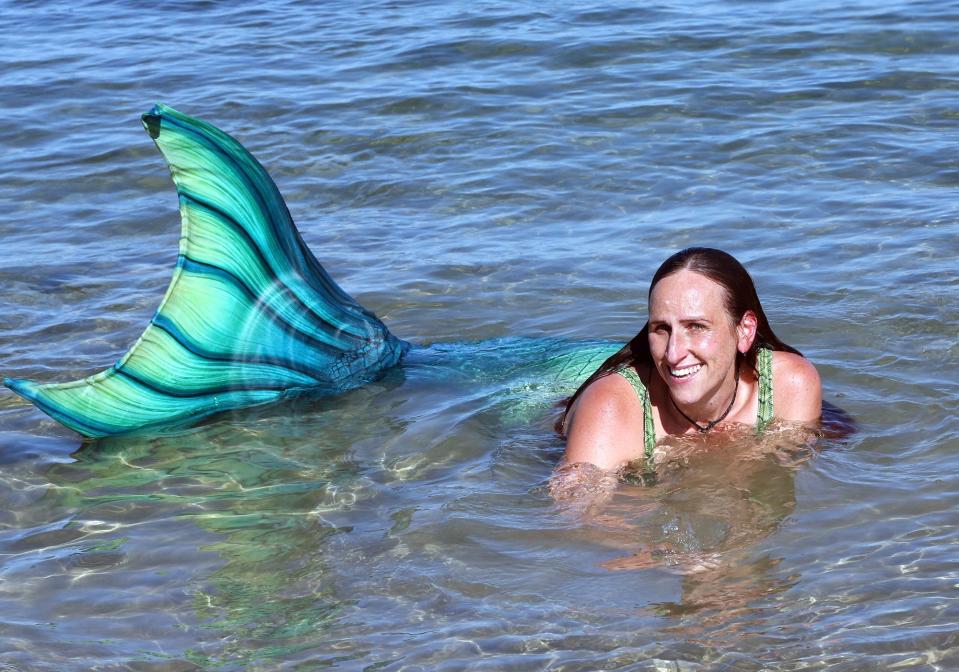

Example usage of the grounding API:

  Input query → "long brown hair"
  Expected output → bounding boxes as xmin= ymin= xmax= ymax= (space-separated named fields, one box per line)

xmin=563 ymin=247 xmax=802 ymax=420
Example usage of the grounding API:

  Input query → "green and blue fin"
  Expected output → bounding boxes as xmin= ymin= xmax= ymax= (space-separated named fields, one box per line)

xmin=4 ymin=104 xmax=409 ymax=437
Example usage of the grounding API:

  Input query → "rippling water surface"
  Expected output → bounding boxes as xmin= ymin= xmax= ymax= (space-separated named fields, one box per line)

xmin=1 ymin=0 xmax=958 ymax=669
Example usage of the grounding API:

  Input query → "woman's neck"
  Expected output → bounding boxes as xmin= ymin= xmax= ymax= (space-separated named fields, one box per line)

xmin=657 ymin=362 xmax=744 ymax=432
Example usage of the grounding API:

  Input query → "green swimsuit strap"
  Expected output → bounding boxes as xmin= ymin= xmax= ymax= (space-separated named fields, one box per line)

xmin=615 ymin=367 xmax=656 ymax=462
xmin=756 ymin=346 xmax=774 ymax=432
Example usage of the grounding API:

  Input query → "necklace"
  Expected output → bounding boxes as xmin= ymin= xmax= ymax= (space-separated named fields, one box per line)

xmin=668 ymin=367 xmax=740 ymax=433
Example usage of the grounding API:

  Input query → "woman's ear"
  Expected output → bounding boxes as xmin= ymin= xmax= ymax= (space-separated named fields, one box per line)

xmin=737 ymin=310 xmax=758 ymax=354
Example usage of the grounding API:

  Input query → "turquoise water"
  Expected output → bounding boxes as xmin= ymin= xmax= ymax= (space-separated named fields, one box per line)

xmin=1 ymin=0 xmax=958 ymax=669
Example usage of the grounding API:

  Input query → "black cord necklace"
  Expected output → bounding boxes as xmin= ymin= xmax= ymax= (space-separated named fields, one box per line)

xmin=668 ymin=367 xmax=740 ymax=433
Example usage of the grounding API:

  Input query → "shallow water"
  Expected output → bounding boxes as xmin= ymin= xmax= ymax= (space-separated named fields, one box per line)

xmin=1 ymin=0 xmax=958 ymax=669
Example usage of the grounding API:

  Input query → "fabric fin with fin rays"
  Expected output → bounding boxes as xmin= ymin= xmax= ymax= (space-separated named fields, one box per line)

xmin=3 ymin=104 xmax=409 ymax=438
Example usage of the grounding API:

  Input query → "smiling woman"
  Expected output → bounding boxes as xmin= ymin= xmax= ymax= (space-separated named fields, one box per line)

xmin=561 ymin=248 xmax=822 ymax=473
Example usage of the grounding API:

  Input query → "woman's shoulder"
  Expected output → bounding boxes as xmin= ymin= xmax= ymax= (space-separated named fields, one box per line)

xmin=568 ymin=369 xmax=646 ymax=420
xmin=770 ymin=350 xmax=822 ymax=423
xmin=563 ymin=368 xmax=649 ymax=470
xmin=770 ymin=350 xmax=820 ymax=386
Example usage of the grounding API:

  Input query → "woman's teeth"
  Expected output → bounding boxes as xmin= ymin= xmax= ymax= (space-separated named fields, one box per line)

xmin=670 ymin=364 xmax=702 ymax=378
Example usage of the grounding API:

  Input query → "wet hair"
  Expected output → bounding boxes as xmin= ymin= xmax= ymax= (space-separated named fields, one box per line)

xmin=562 ymin=247 xmax=802 ymax=423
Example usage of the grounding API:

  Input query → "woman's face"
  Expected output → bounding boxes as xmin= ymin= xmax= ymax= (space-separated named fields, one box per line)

xmin=648 ymin=269 xmax=750 ymax=411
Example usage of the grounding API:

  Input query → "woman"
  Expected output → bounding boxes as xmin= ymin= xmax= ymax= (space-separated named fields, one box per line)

xmin=562 ymin=247 xmax=822 ymax=472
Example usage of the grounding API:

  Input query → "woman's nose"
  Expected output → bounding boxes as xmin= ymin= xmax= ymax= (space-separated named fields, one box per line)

xmin=666 ymin=333 xmax=688 ymax=363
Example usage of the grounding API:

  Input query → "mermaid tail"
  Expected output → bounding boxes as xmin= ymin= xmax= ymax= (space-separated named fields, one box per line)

xmin=4 ymin=104 xmax=408 ymax=438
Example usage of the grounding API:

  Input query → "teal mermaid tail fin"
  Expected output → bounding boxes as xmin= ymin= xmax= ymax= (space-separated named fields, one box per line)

xmin=4 ymin=104 xmax=408 ymax=437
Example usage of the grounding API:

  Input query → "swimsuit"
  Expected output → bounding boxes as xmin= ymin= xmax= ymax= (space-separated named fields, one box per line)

xmin=616 ymin=347 xmax=775 ymax=462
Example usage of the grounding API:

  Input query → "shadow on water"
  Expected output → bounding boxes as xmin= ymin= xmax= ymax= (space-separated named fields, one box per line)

xmin=821 ymin=398 xmax=857 ymax=438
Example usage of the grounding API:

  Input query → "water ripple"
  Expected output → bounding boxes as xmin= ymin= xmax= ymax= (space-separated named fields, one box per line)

xmin=2 ymin=0 xmax=958 ymax=668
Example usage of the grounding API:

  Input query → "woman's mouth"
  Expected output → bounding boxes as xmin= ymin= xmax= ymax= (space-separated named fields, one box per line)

xmin=669 ymin=363 xmax=702 ymax=380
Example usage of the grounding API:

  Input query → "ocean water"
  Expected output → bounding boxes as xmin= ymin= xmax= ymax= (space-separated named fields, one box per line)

xmin=1 ymin=0 xmax=958 ymax=669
